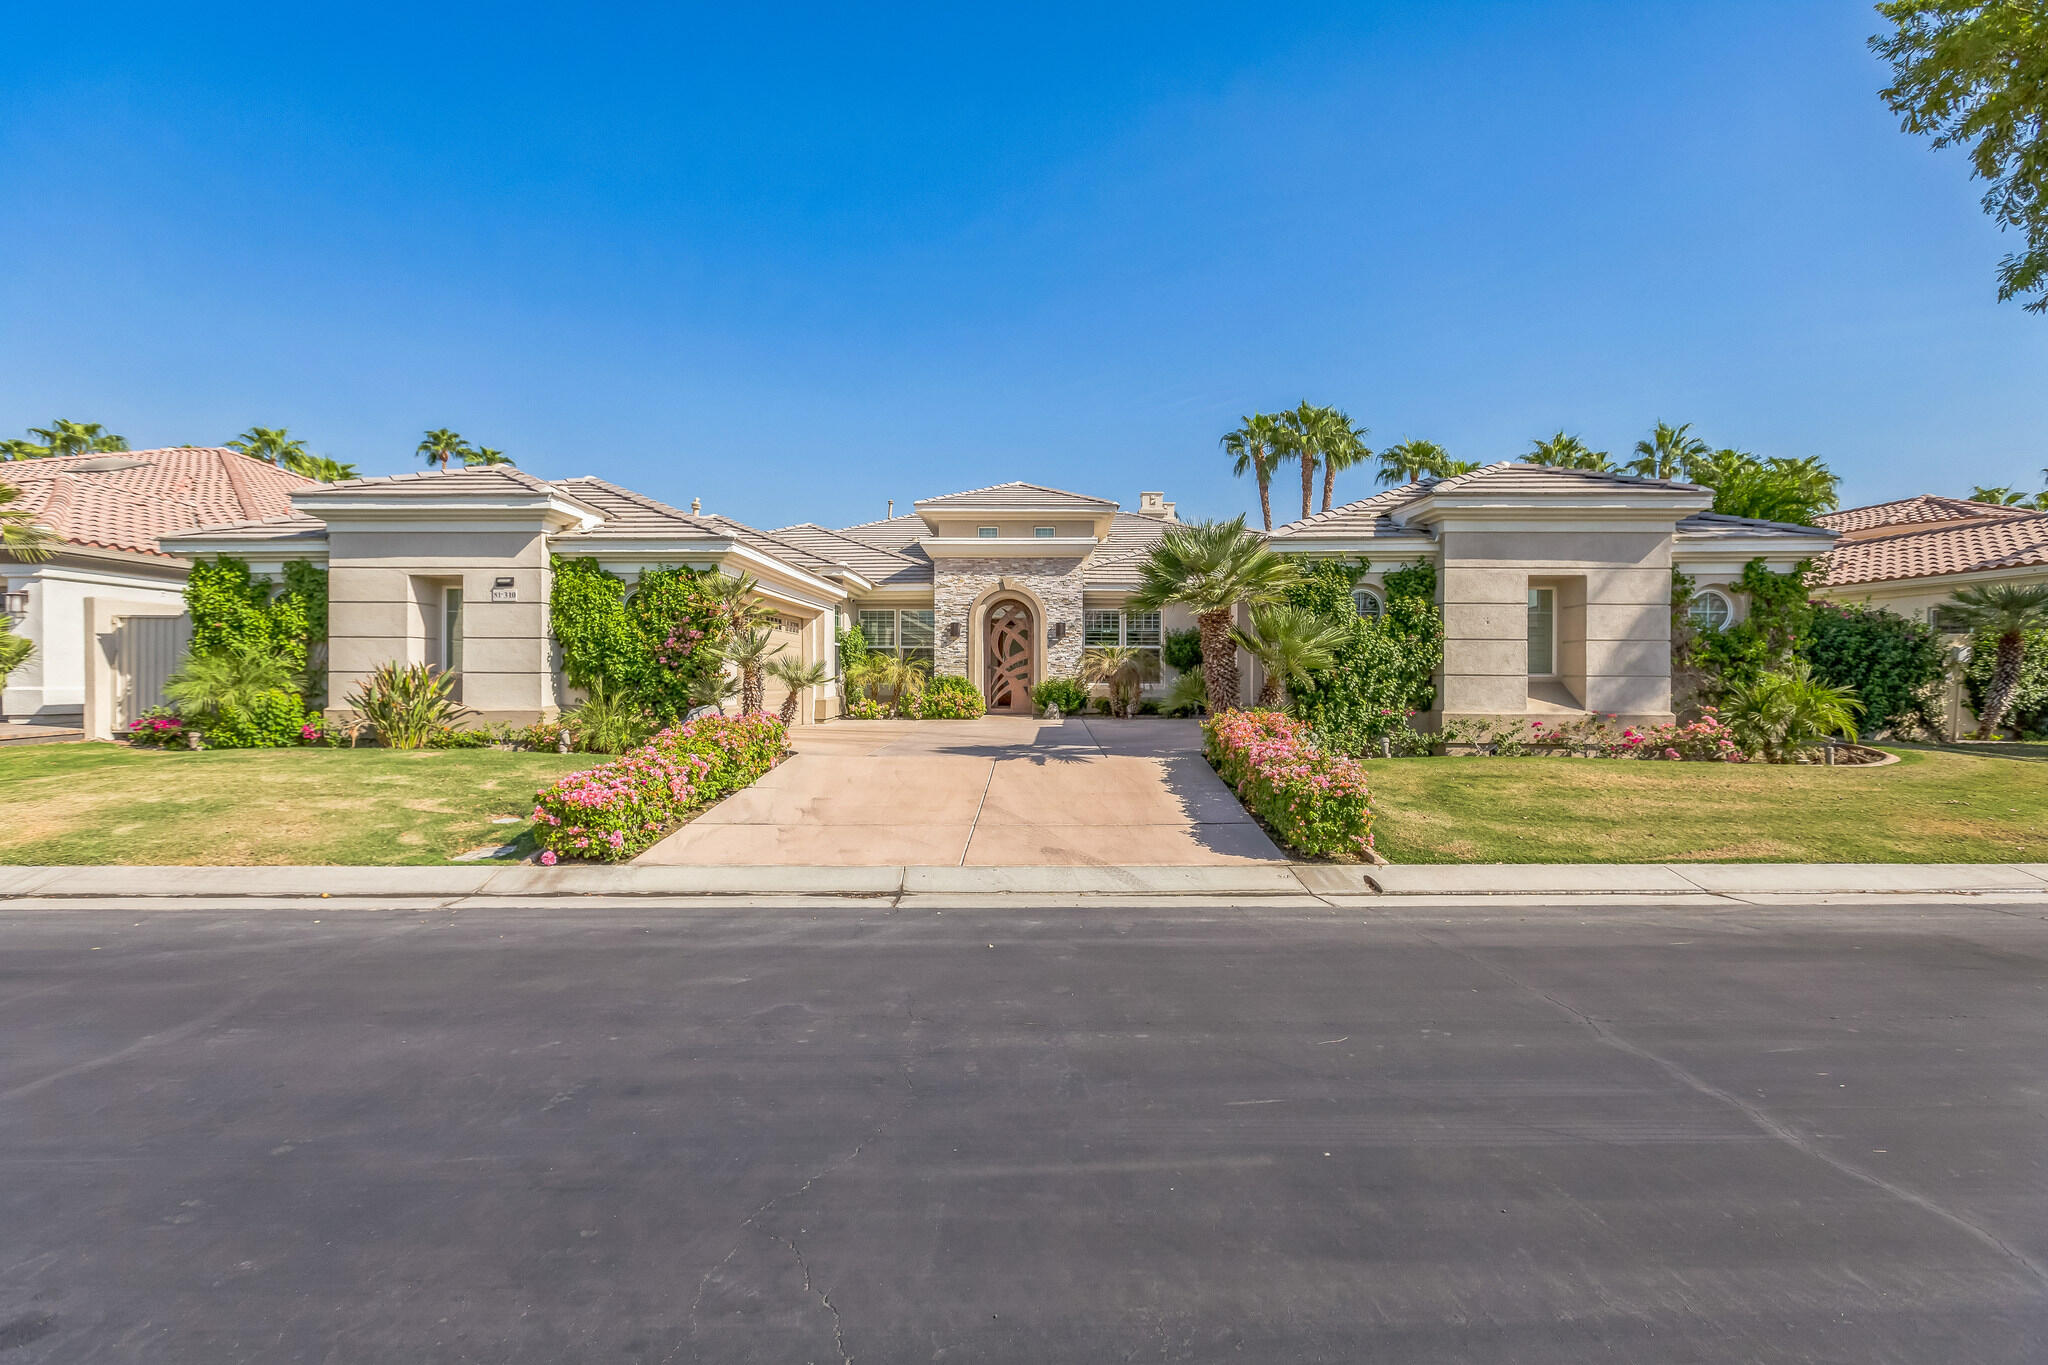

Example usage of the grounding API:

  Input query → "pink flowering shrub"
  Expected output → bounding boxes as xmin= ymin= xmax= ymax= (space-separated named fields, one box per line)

xmin=125 ymin=709 xmax=187 ymax=747
xmin=532 ymin=713 xmax=785 ymax=862
xmin=1591 ymin=708 xmax=1748 ymax=762
xmin=1204 ymin=709 xmax=1374 ymax=859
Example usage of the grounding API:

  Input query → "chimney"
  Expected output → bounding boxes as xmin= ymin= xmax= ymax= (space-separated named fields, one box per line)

xmin=1137 ymin=491 xmax=1177 ymax=522
xmin=690 ymin=497 xmax=702 ymax=515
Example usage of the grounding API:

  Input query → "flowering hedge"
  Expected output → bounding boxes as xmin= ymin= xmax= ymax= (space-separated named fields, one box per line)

xmin=1203 ymin=709 xmax=1374 ymax=859
xmin=531 ymin=713 xmax=785 ymax=863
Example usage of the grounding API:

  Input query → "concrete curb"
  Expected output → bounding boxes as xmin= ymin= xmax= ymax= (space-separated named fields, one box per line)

xmin=4 ymin=862 xmax=2048 ymax=903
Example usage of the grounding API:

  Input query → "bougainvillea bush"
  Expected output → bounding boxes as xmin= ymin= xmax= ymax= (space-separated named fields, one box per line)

xmin=917 ymin=674 xmax=987 ymax=719
xmin=531 ymin=713 xmax=785 ymax=862
xmin=1203 ymin=709 xmax=1374 ymax=859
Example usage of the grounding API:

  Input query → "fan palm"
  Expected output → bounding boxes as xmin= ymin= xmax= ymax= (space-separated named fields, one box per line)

xmin=226 ymin=427 xmax=307 ymax=467
xmin=724 ymin=624 xmax=784 ymax=714
xmin=1 ymin=481 xmax=54 ymax=561
xmin=27 ymin=420 xmax=128 ymax=457
xmin=418 ymin=428 xmax=469 ymax=469
xmin=1627 ymin=421 xmax=1710 ymax=480
xmin=687 ymin=663 xmax=740 ymax=714
xmin=1944 ymin=583 xmax=2048 ymax=737
xmin=1078 ymin=645 xmax=1162 ymax=717
xmin=1128 ymin=517 xmax=1302 ymax=711
xmin=1222 ymin=414 xmax=1286 ymax=531
xmin=1274 ymin=402 xmax=1351 ymax=521
xmin=1526 ymin=431 xmax=1612 ymax=471
xmin=1969 ymin=485 xmax=2033 ymax=506
xmin=284 ymin=453 xmax=359 ymax=482
xmin=1320 ymin=411 xmax=1371 ymax=512
xmin=1231 ymin=604 xmax=1352 ymax=709
xmin=1723 ymin=662 xmax=1862 ymax=762
xmin=765 ymin=656 xmax=830 ymax=728
xmin=1375 ymin=438 xmax=1469 ymax=486
xmin=463 ymin=446 xmax=514 ymax=467
xmin=165 ymin=644 xmax=302 ymax=722
xmin=702 ymin=570 xmax=774 ymax=634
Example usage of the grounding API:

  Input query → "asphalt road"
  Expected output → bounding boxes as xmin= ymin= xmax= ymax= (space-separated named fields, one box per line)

xmin=2 ymin=898 xmax=2046 ymax=1364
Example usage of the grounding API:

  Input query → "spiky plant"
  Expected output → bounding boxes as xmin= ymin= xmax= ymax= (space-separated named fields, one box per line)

xmin=687 ymin=663 xmax=739 ymax=714
xmin=765 ymin=656 xmax=829 ymax=729
xmin=1231 ymin=604 xmax=1353 ymax=709
xmin=165 ymin=644 xmax=302 ymax=722
xmin=1127 ymin=518 xmax=1301 ymax=712
xmin=560 ymin=678 xmax=654 ymax=754
xmin=1723 ymin=661 xmax=1862 ymax=762
xmin=343 ymin=662 xmax=470 ymax=749
xmin=1079 ymin=645 xmax=1162 ymax=717
xmin=1944 ymin=583 xmax=2048 ymax=737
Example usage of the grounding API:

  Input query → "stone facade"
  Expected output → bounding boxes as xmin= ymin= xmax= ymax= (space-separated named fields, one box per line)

xmin=933 ymin=555 xmax=1088 ymax=684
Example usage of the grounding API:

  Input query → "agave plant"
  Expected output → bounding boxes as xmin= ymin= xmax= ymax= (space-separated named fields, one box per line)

xmin=344 ymin=662 xmax=471 ymax=749
xmin=766 ymin=656 xmax=830 ymax=729
xmin=1723 ymin=662 xmax=1862 ymax=762
xmin=560 ymin=678 xmax=654 ymax=754
xmin=1231 ymin=605 xmax=1352 ymax=709
xmin=1079 ymin=646 xmax=1161 ymax=717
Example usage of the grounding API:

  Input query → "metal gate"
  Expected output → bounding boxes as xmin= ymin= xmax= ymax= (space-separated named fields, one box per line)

xmin=110 ymin=613 xmax=192 ymax=731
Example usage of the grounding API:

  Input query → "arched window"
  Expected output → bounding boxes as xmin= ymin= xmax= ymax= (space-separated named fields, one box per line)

xmin=1688 ymin=588 xmax=1734 ymax=632
xmin=1352 ymin=587 xmax=1384 ymax=622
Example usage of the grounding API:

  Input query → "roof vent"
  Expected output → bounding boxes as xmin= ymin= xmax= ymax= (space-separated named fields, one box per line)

xmin=62 ymin=456 xmax=153 ymax=473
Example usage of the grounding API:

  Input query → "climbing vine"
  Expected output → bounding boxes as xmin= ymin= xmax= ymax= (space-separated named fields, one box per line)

xmin=1688 ymin=558 xmax=1813 ymax=695
xmin=549 ymin=557 xmax=731 ymax=723
xmin=184 ymin=556 xmax=327 ymax=676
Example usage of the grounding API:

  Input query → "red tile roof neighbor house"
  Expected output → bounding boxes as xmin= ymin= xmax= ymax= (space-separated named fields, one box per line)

xmin=1 ymin=447 xmax=316 ymax=558
xmin=1813 ymin=497 xmax=2048 ymax=587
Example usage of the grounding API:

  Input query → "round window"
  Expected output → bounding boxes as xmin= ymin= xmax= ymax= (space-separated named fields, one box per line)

xmin=1688 ymin=589 xmax=1734 ymax=631
xmin=1353 ymin=588 xmax=1384 ymax=621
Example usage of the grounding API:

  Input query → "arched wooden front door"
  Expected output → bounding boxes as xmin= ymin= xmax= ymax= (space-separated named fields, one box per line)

xmin=982 ymin=599 xmax=1035 ymax=712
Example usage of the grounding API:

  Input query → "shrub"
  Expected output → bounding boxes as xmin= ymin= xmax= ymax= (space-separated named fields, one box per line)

xmin=531 ymin=713 xmax=785 ymax=862
xmin=183 ymin=558 xmax=329 ymax=704
xmin=919 ymin=674 xmax=986 ymax=719
xmin=561 ymin=679 xmax=656 ymax=753
xmin=1204 ymin=709 xmax=1374 ymax=858
xmin=1031 ymin=677 xmax=1090 ymax=716
xmin=163 ymin=642 xmax=307 ymax=748
xmin=550 ymin=558 xmax=729 ymax=724
xmin=200 ymin=690 xmax=311 ymax=749
xmin=842 ymin=693 xmax=889 ymax=719
xmin=1803 ymin=603 xmax=1944 ymax=734
xmin=424 ymin=725 xmax=493 ymax=749
xmin=1724 ymin=662 xmax=1862 ymax=761
xmin=1690 ymin=559 xmax=1813 ymax=696
xmin=1162 ymin=628 xmax=1203 ymax=674
xmin=1092 ymin=696 xmax=1114 ymax=715
xmin=1162 ymin=668 xmax=1207 ymax=717
xmin=1288 ymin=561 xmax=1443 ymax=755
xmin=125 ymin=706 xmax=188 ymax=747
xmin=345 ymin=663 xmax=471 ymax=750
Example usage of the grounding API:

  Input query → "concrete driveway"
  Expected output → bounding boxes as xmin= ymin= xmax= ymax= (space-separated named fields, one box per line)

xmin=639 ymin=716 xmax=1285 ymax=866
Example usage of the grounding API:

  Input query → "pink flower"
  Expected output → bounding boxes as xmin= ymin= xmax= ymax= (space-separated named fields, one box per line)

xmin=539 ymin=850 xmax=558 ymax=866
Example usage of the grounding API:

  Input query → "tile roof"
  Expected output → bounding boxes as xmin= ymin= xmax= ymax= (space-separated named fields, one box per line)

xmin=770 ymin=523 xmax=932 ymax=586
xmin=1818 ymin=510 xmax=2048 ymax=587
xmin=1268 ymin=483 xmax=1437 ymax=539
xmin=1425 ymin=461 xmax=1706 ymax=496
xmin=0 ymin=447 xmax=316 ymax=558
xmin=1814 ymin=494 xmax=2037 ymax=539
xmin=914 ymin=481 xmax=1118 ymax=511
xmin=294 ymin=465 xmax=564 ymax=499
xmin=833 ymin=513 xmax=929 ymax=551
xmin=1675 ymin=511 xmax=1836 ymax=541
xmin=550 ymin=477 xmax=846 ymax=580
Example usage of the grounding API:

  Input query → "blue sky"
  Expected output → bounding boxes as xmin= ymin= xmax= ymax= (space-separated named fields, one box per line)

xmin=3 ymin=1 xmax=2043 ymax=527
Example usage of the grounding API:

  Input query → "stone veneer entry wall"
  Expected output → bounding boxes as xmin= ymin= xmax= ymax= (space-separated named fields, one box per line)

xmin=934 ymin=556 xmax=1088 ymax=685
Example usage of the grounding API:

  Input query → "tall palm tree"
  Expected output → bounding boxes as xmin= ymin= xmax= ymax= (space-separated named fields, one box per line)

xmin=1320 ymin=411 xmax=1371 ymax=512
xmin=1526 ymin=431 xmax=1612 ymax=470
xmin=1969 ymin=485 xmax=2033 ymax=506
xmin=284 ymin=453 xmax=359 ymax=482
xmin=1128 ymin=517 xmax=1302 ymax=711
xmin=418 ymin=429 xmax=469 ymax=469
xmin=1 ymin=439 xmax=48 ymax=461
xmin=724 ymin=625 xmax=784 ymax=715
xmin=463 ymin=446 xmax=514 ymax=467
xmin=1627 ymin=421 xmax=1710 ymax=480
xmin=1231 ymin=604 xmax=1351 ymax=709
xmin=765 ymin=656 xmax=829 ymax=728
xmin=226 ymin=426 xmax=308 ymax=467
xmin=1 ymin=480 xmax=54 ymax=561
xmin=1944 ymin=583 xmax=2048 ymax=737
xmin=1222 ymin=414 xmax=1286 ymax=531
xmin=1274 ymin=402 xmax=1348 ymax=521
xmin=28 ymin=420 xmax=129 ymax=457
xmin=1376 ymin=438 xmax=1473 ymax=485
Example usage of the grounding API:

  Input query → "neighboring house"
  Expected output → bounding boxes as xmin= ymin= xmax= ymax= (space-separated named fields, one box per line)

xmin=0 ymin=448 xmax=314 ymax=724
xmin=1270 ymin=463 xmax=1833 ymax=727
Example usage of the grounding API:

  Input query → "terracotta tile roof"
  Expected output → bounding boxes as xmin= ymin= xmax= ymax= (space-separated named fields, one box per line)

xmin=1818 ymin=510 xmax=2048 ymax=587
xmin=1814 ymin=494 xmax=2037 ymax=539
xmin=295 ymin=465 xmax=565 ymax=499
xmin=0 ymin=447 xmax=316 ymax=559
xmin=914 ymin=481 xmax=1117 ymax=511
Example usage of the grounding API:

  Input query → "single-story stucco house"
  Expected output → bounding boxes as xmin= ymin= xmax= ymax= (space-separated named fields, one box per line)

xmin=1 ymin=448 xmax=315 ymax=727
xmin=152 ymin=460 xmax=1843 ymax=735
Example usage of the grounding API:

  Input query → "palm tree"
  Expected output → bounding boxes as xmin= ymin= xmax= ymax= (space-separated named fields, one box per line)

xmin=724 ymin=624 xmax=784 ymax=714
xmin=226 ymin=427 xmax=307 ymax=467
xmin=1231 ymin=604 xmax=1351 ymax=709
xmin=702 ymin=570 xmax=774 ymax=635
xmin=1320 ymin=411 xmax=1371 ymax=512
xmin=1375 ymin=438 xmax=1470 ymax=486
xmin=27 ymin=420 xmax=129 ymax=458
xmin=418 ymin=429 xmax=469 ymax=469
xmin=1944 ymin=583 xmax=2048 ymax=737
xmin=1723 ymin=662 xmax=1862 ymax=762
xmin=1526 ymin=431 xmax=1612 ymax=471
xmin=0 ymin=480 xmax=52 ymax=561
xmin=765 ymin=656 xmax=830 ymax=729
xmin=1627 ymin=421 xmax=1710 ymax=480
xmin=463 ymin=447 xmax=514 ymax=467
xmin=1274 ymin=402 xmax=1350 ymax=521
xmin=1969 ymin=485 xmax=2033 ymax=506
xmin=1078 ymin=645 xmax=1162 ymax=717
xmin=1687 ymin=450 xmax=1839 ymax=524
xmin=0 ymin=613 xmax=30 ymax=687
xmin=284 ymin=453 xmax=359 ymax=482
xmin=1128 ymin=517 xmax=1302 ymax=712
xmin=687 ymin=663 xmax=740 ymax=714
xmin=1222 ymin=414 xmax=1286 ymax=531
xmin=1 ymin=439 xmax=49 ymax=461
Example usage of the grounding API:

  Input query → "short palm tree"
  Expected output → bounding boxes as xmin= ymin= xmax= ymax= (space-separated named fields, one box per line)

xmin=1627 ymin=421 xmax=1710 ymax=480
xmin=702 ymin=570 xmax=774 ymax=635
xmin=1222 ymin=414 xmax=1286 ymax=531
xmin=1526 ymin=431 xmax=1612 ymax=471
xmin=418 ymin=428 xmax=469 ymax=469
xmin=688 ymin=663 xmax=740 ymax=714
xmin=1 ymin=480 xmax=54 ymax=561
xmin=1231 ymin=605 xmax=1352 ymax=709
xmin=1945 ymin=583 xmax=2048 ymax=737
xmin=1128 ymin=517 xmax=1301 ymax=712
xmin=1320 ymin=412 xmax=1370 ymax=513
xmin=285 ymin=453 xmax=359 ymax=482
xmin=765 ymin=656 xmax=830 ymax=728
xmin=0 ymin=613 xmax=32 ymax=686
xmin=724 ymin=624 xmax=784 ymax=714
xmin=1723 ymin=662 xmax=1862 ymax=762
xmin=226 ymin=427 xmax=307 ymax=467
xmin=1079 ymin=645 xmax=1161 ymax=717
xmin=166 ymin=644 xmax=302 ymax=723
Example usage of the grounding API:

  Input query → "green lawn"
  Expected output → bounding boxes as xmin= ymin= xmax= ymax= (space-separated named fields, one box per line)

xmin=1367 ymin=745 xmax=2048 ymax=864
xmin=0 ymin=744 xmax=594 ymax=865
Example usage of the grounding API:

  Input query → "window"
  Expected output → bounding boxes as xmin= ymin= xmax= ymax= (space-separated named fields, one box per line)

xmin=1084 ymin=609 xmax=1163 ymax=668
xmin=1687 ymin=589 xmax=1734 ymax=632
xmin=1034 ymin=526 xmax=1055 ymax=538
xmin=977 ymin=526 xmax=999 ymax=539
xmin=1352 ymin=587 xmax=1384 ymax=622
xmin=1931 ymin=605 xmax=1969 ymax=634
xmin=857 ymin=608 xmax=933 ymax=669
xmin=1085 ymin=610 xmax=1122 ymax=647
xmin=443 ymin=586 xmax=464 ymax=674
xmin=1527 ymin=587 xmax=1555 ymax=676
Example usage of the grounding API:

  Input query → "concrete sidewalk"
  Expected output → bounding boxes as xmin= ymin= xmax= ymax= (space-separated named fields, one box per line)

xmin=5 ymin=861 xmax=2048 ymax=904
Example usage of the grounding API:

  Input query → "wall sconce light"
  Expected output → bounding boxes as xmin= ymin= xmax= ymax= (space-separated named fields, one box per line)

xmin=1048 ymin=621 xmax=1067 ymax=643
xmin=947 ymin=621 xmax=961 ymax=642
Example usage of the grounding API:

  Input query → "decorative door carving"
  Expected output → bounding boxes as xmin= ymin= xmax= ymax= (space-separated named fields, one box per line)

xmin=983 ymin=600 xmax=1034 ymax=711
